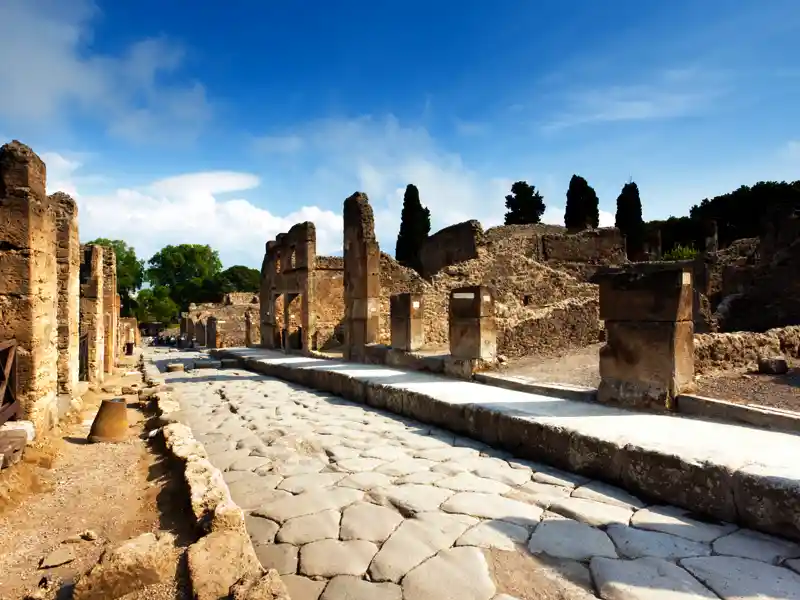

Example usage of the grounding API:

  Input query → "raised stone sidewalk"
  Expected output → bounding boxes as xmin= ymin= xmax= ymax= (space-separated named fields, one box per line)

xmin=149 ymin=348 xmax=800 ymax=599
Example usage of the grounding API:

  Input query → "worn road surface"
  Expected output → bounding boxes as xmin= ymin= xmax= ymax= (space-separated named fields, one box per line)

xmin=155 ymin=349 xmax=800 ymax=600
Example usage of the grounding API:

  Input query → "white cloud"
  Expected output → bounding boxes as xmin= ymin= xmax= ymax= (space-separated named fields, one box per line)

xmin=0 ymin=0 xmax=211 ymax=142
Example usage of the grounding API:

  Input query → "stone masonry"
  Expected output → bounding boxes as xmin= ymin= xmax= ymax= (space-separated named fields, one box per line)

xmin=102 ymin=248 xmax=118 ymax=374
xmin=343 ymin=192 xmax=380 ymax=362
xmin=52 ymin=192 xmax=80 ymax=403
xmin=594 ymin=262 xmax=696 ymax=412
xmin=80 ymin=244 xmax=105 ymax=385
xmin=0 ymin=141 xmax=60 ymax=431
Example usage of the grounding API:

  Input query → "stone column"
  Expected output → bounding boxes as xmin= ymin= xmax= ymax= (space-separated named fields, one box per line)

xmin=594 ymin=263 xmax=695 ymax=411
xmin=0 ymin=141 xmax=60 ymax=431
xmin=448 ymin=286 xmax=497 ymax=360
xmin=343 ymin=192 xmax=380 ymax=362
xmin=52 ymin=192 xmax=80 ymax=405
xmin=207 ymin=316 xmax=218 ymax=349
xmin=196 ymin=320 xmax=207 ymax=346
xmin=102 ymin=249 xmax=117 ymax=373
xmin=245 ymin=311 xmax=253 ymax=347
xmin=187 ymin=318 xmax=195 ymax=345
xmin=80 ymin=245 xmax=105 ymax=385
xmin=390 ymin=293 xmax=424 ymax=351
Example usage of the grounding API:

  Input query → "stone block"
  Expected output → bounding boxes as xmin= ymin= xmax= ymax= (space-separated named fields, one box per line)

xmin=450 ymin=317 xmax=497 ymax=361
xmin=449 ymin=286 xmax=495 ymax=319
xmin=349 ymin=297 xmax=381 ymax=321
xmin=598 ymin=320 xmax=695 ymax=411
xmin=390 ymin=294 xmax=424 ymax=351
xmin=595 ymin=265 xmax=693 ymax=323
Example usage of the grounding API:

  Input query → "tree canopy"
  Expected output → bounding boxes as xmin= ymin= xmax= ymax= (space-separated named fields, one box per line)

xmin=395 ymin=184 xmax=431 ymax=273
xmin=146 ymin=244 xmax=223 ymax=311
xmin=85 ymin=238 xmax=144 ymax=317
xmin=134 ymin=286 xmax=179 ymax=324
xmin=564 ymin=175 xmax=600 ymax=230
xmin=503 ymin=181 xmax=546 ymax=225
xmin=614 ymin=181 xmax=644 ymax=259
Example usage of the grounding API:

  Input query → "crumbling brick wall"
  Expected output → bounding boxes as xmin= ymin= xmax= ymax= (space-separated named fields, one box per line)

xmin=0 ymin=141 xmax=61 ymax=430
xmin=419 ymin=220 xmax=484 ymax=277
xmin=80 ymin=244 xmax=105 ymax=385
xmin=694 ymin=325 xmax=800 ymax=374
xmin=313 ymin=256 xmax=345 ymax=350
xmin=53 ymin=192 xmax=80 ymax=400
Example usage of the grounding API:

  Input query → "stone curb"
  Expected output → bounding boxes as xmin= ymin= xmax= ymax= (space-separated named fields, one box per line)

xmin=473 ymin=372 xmax=598 ymax=403
xmin=144 ymin=374 xmax=291 ymax=599
xmin=212 ymin=349 xmax=800 ymax=543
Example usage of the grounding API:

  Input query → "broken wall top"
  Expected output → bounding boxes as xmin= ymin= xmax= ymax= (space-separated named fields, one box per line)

xmin=343 ymin=192 xmax=376 ymax=243
xmin=0 ymin=140 xmax=46 ymax=200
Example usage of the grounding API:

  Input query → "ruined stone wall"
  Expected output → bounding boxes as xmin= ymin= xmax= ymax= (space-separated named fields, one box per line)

xmin=102 ymin=248 xmax=118 ymax=373
xmin=80 ymin=244 xmax=105 ymax=385
xmin=53 ymin=192 xmax=80 ymax=400
xmin=313 ymin=257 xmax=345 ymax=350
xmin=188 ymin=304 xmax=258 ymax=348
xmin=119 ymin=317 xmax=139 ymax=351
xmin=419 ymin=220 xmax=484 ymax=277
xmin=694 ymin=326 xmax=800 ymax=375
xmin=0 ymin=141 xmax=60 ymax=430
xmin=224 ymin=292 xmax=259 ymax=306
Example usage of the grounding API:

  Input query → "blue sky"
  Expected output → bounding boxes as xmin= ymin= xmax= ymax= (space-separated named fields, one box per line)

xmin=1 ymin=0 xmax=798 ymax=268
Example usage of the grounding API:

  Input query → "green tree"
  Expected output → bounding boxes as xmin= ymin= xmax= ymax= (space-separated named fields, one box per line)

xmin=614 ymin=181 xmax=645 ymax=259
xmin=85 ymin=238 xmax=145 ymax=317
xmin=564 ymin=175 xmax=600 ymax=230
xmin=503 ymin=181 xmax=546 ymax=225
xmin=134 ymin=286 xmax=179 ymax=323
xmin=146 ymin=244 xmax=223 ymax=310
xmin=394 ymin=184 xmax=431 ymax=273
xmin=215 ymin=265 xmax=261 ymax=293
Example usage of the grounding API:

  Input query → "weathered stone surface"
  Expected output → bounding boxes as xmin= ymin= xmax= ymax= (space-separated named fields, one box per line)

xmin=277 ymin=472 xmax=346 ymax=493
xmin=280 ymin=575 xmax=326 ymax=600
xmin=572 ymin=481 xmax=646 ymax=510
xmin=369 ymin=512 xmax=477 ymax=583
xmin=530 ymin=465 xmax=589 ymax=488
xmin=245 ymin=514 xmax=280 ymax=545
xmin=682 ymin=556 xmax=800 ymax=599
xmin=336 ymin=471 xmax=395 ymax=491
xmin=253 ymin=544 xmax=298 ymax=575
xmin=591 ymin=556 xmax=718 ymax=599
xmin=712 ymin=528 xmax=800 ymax=564
xmin=630 ymin=506 xmax=737 ymax=543
xmin=299 ymin=539 xmax=378 ymax=578
xmin=187 ymin=530 xmax=263 ymax=600
xmin=230 ymin=569 xmax=291 ymax=600
xmin=437 ymin=472 xmax=512 ymax=494
xmin=548 ymin=496 xmax=634 ymax=527
xmin=276 ymin=509 xmax=341 ymax=545
xmin=455 ymin=519 xmax=531 ymax=550
xmin=375 ymin=458 xmax=437 ymax=477
xmin=320 ymin=576 xmax=402 ymax=600
xmin=401 ymin=546 xmax=496 ymax=600
xmin=442 ymin=492 xmax=543 ymax=526
xmin=758 ymin=356 xmax=788 ymax=375
xmin=40 ymin=547 xmax=76 ymax=569
xmin=528 ymin=517 xmax=617 ymax=561
xmin=340 ymin=502 xmax=404 ymax=543
xmin=606 ymin=524 xmax=711 ymax=560
xmin=369 ymin=484 xmax=454 ymax=515
xmin=254 ymin=488 xmax=363 ymax=523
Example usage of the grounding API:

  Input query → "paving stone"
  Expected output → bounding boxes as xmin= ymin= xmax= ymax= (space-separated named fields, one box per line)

xmin=273 ymin=457 xmax=328 ymax=477
xmin=340 ymin=502 xmax=404 ymax=543
xmin=398 ymin=471 xmax=446 ymax=485
xmin=472 ymin=463 xmax=532 ymax=486
xmin=209 ymin=448 xmax=252 ymax=471
xmin=299 ymin=539 xmax=378 ymax=578
xmin=436 ymin=472 xmax=512 ymax=494
xmin=548 ymin=496 xmax=634 ymax=527
xmin=530 ymin=464 xmax=590 ymax=488
xmin=591 ymin=557 xmax=718 ymax=599
xmin=333 ymin=457 xmax=386 ymax=472
xmin=572 ymin=481 xmax=646 ymax=510
xmin=401 ymin=546 xmax=496 ymax=600
xmin=278 ymin=472 xmax=346 ymax=493
xmin=337 ymin=471 xmax=395 ymax=491
xmin=361 ymin=446 xmax=412 ymax=462
xmin=228 ymin=476 xmax=288 ymax=510
xmin=431 ymin=462 xmax=470 ymax=476
xmin=788 ymin=559 xmax=800 ymax=575
xmin=456 ymin=519 xmax=531 ymax=550
xmin=254 ymin=488 xmax=363 ymax=523
xmin=414 ymin=447 xmax=479 ymax=462
xmin=441 ymin=492 xmax=543 ymax=526
xmin=253 ymin=543 xmax=298 ymax=575
xmin=324 ymin=445 xmax=361 ymax=461
xmin=280 ymin=575 xmax=327 ymax=600
xmin=712 ymin=529 xmax=800 ymax=564
xmin=277 ymin=509 xmax=341 ymax=545
xmin=630 ymin=506 xmax=738 ymax=543
xmin=244 ymin=513 xmax=280 ymax=545
xmin=369 ymin=484 xmax=455 ymax=516
xmin=681 ymin=556 xmax=800 ymax=599
xmin=528 ymin=517 xmax=617 ymax=561
xmin=374 ymin=458 xmax=438 ymax=477
xmin=606 ymin=524 xmax=711 ymax=560
xmin=369 ymin=511 xmax=478 ymax=583
xmin=320 ymin=576 xmax=402 ymax=600
xmin=222 ymin=470 xmax=251 ymax=485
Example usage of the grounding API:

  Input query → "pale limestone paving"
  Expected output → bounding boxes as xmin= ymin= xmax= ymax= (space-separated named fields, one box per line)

xmin=152 ymin=349 xmax=800 ymax=599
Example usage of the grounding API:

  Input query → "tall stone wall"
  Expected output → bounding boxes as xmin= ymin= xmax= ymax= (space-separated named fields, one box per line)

xmin=313 ymin=257 xmax=345 ymax=350
xmin=0 ymin=141 xmax=60 ymax=430
xmin=102 ymin=248 xmax=118 ymax=373
xmin=52 ymin=192 xmax=80 ymax=401
xmin=419 ymin=220 xmax=484 ymax=277
xmin=80 ymin=244 xmax=105 ymax=384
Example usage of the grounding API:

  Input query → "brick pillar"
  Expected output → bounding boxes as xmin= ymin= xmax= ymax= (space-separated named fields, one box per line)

xmin=448 ymin=286 xmax=496 ymax=360
xmin=343 ymin=192 xmax=380 ymax=362
xmin=102 ymin=249 xmax=117 ymax=373
xmin=52 ymin=192 xmax=80 ymax=403
xmin=390 ymin=293 xmax=424 ymax=351
xmin=80 ymin=245 xmax=105 ymax=385
xmin=594 ymin=263 xmax=695 ymax=411
xmin=0 ymin=141 xmax=60 ymax=431
xmin=207 ymin=316 xmax=218 ymax=349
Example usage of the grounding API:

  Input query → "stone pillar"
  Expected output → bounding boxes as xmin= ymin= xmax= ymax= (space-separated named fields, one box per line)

xmin=245 ymin=311 xmax=253 ymax=347
xmin=102 ymin=249 xmax=117 ymax=373
xmin=448 ymin=286 xmax=497 ymax=360
xmin=343 ymin=192 xmax=380 ymax=362
xmin=179 ymin=314 xmax=189 ymax=337
xmin=0 ymin=141 xmax=60 ymax=431
xmin=196 ymin=320 xmax=207 ymax=346
xmin=80 ymin=245 xmax=105 ymax=385
xmin=52 ymin=192 xmax=80 ymax=404
xmin=390 ymin=293 xmax=424 ymax=351
xmin=207 ymin=316 xmax=218 ymax=349
xmin=594 ymin=263 xmax=695 ymax=412
xmin=187 ymin=318 xmax=195 ymax=345
xmin=260 ymin=241 xmax=279 ymax=349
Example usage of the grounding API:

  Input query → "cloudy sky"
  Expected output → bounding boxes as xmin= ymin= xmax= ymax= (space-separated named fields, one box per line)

xmin=1 ymin=0 xmax=798 ymax=267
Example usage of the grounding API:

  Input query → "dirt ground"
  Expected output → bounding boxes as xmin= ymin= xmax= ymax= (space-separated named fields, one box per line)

xmin=0 ymin=359 xmax=195 ymax=600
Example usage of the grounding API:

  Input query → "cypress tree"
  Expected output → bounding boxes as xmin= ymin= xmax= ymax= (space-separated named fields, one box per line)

xmin=564 ymin=174 xmax=600 ymax=230
xmin=503 ymin=181 xmax=546 ymax=225
xmin=395 ymin=184 xmax=431 ymax=273
xmin=615 ymin=181 xmax=644 ymax=259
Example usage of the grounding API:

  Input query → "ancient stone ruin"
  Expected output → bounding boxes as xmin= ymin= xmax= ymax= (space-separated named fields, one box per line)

xmin=0 ymin=141 xmax=121 ymax=433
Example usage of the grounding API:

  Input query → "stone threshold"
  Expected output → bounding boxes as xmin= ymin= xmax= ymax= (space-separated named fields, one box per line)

xmin=211 ymin=347 xmax=800 ymax=543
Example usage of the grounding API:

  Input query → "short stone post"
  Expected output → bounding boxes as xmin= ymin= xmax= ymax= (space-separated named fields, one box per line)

xmin=593 ymin=263 xmax=695 ymax=411
xmin=390 ymin=293 xmax=424 ymax=351
xmin=206 ymin=316 xmax=218 ymax=349
xmin=244 ymin=312 xmax=253 ymax=347
xmin=448 ymin=286 xmax=496 ymax=361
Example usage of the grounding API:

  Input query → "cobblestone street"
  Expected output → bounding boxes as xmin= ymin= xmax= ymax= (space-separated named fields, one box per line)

xmin=160 ymin=351 xmax=800 ymax=600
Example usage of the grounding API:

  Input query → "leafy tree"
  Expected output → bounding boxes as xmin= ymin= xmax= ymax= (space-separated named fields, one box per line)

xmin=395 ymin=184 xmax=431 ymax=273
xmin=663 ymin=244 xmax=699 ymax=261
xmin=564 ymin=175 xmax=600 ymax=230
xmin=614 ymin=181 xmax=645 ymax=259
xmin=146 ymin=244 xmax=223 ymax=310
xmin=503 ymin=181 xmax=546 ymax=225
xmin=85 ymin=238 xmax=144 ymax=317
xmin=215 ymin=265 xmax=261 ymax=294
xmin=134 ymin=286 xmax=179 ymax=323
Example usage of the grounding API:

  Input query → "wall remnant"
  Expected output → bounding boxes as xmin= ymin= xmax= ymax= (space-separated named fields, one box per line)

xmin=80 ymin=245 xmax=105 ymax=385
xmin=390 ymin=293 xmax=424 ymax=351
xmin=206 ymin=316 xmax=218 ymax=349
xmin=448 ymin=286 xmax=497 ymax=361
xmin=102 ymin=249 xmax=118 ymax=373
